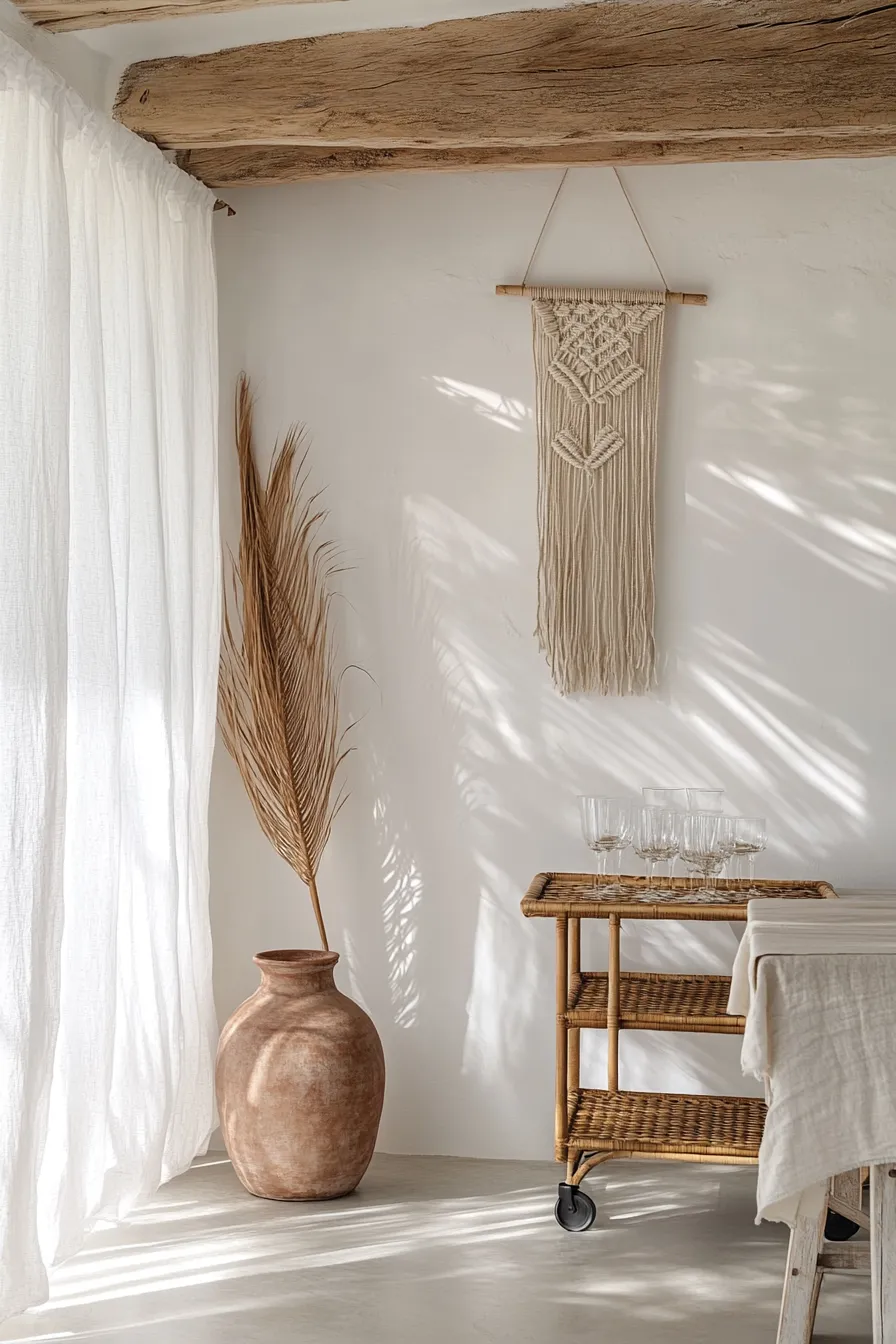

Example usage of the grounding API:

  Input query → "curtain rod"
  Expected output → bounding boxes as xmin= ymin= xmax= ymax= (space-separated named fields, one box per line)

xmin=495 ymin=285 xmax=707 ymax=306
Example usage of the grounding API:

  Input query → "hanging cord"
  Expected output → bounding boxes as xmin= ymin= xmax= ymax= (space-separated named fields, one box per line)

xmin=520 ymin=165 xmax=670 ymax=293
xmin=612 ymin=166 xmax=669 ymax=292
xmin=522 ymin=168 xmax=570 ymax=287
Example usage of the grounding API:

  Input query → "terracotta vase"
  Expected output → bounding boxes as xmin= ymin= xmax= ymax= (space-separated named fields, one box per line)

xmin=217 ymin=949 xmax=385 ymax=1200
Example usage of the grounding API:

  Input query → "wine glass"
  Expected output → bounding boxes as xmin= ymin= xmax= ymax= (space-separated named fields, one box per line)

xmin=642 ymin=787 xmax=688 ymax=812
xmin=678 ymin=811 xmax=705 ymax=890
xmin=718 ymin=816 xmax=736 ymax=881
xmin=680 ymin=812 xmax=734 ymax=895
xmin=733 ymin=816 xmax=767 ymax=892
xmin=687 ymin=788 xmax=725 ymax=814
xmin=609 ymin=801 xmax=636 ymax=893
xmin=578 ymin=796 xmax=633 ymax=890
xmin=634 ymin=806 xmax=681 ymax=892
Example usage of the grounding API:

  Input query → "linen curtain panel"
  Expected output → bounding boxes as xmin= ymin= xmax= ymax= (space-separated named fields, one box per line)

xmin=0 ymin=35 xmax=220 ymax=1319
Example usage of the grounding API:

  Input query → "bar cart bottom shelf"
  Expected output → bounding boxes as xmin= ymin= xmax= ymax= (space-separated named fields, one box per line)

xmin=555 ymin=1089 xmax=767 ymax=1231
xmin=567 ymin=1088 xmax=767 ymax=1159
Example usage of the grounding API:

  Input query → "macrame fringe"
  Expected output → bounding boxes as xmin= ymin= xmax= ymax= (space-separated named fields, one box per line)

xmin=531 ymin=287 xmax=666 ymax=696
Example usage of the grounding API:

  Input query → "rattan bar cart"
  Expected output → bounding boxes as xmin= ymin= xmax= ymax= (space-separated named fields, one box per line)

xmin=521 ymin=872 xmax=837 ymax=1232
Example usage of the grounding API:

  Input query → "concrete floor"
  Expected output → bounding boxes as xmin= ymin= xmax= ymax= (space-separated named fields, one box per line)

xmin=0 ymin=1155 xmax=870 ymax=1343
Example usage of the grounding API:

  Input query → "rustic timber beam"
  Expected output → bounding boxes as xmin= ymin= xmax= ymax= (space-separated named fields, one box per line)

xmin=115 ymin=2 xmax=896 ymax=154
xmin=179 ymin=133 xmax=896 ymax=188
xmin=18 ymin=0 xmax=341 ymax=31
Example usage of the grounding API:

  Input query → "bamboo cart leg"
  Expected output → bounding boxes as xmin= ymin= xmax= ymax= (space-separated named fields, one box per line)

xmin=776 ymin=1198 xmax=827 ymax=1344
xmin=607 ymin=913 xmax=621 ymax=1093
xmin=554 ymin=915 xmax=599 ymax=1232
xmin=870 ymin=1163 xmax=896 ymax=1344
xmin=568 ymin=917 xmax=581 ymax=1096
xmin=570 ymin=1149 xmax=633 ymax=1187
xmin=554 ymin=917 xmax=568 ymax=1164
xmin=556 ymin=914 xmax=622 ymax=1233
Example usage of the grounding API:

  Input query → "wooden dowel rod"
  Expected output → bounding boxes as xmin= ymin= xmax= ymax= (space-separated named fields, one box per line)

xmin=495 ymin=284 xmax=707 ymax=305
xmin=555 ymin=917 xmax=569 ymax=1160
xmin=607 ymin=914 xmax=621 ymax=1093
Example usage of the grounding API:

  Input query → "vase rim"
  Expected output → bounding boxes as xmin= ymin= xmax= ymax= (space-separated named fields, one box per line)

xmin=254 ymin=949 xmax=339 ymax=971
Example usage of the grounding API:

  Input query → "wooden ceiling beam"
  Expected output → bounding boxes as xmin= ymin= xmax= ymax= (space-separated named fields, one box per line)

xmin=179 ymin=134 xmax=896 ymax=188
xmin=115 ymin=2 xmax=896 ymax=154
xmin=18 ymin=0 xmax=342 ymax=32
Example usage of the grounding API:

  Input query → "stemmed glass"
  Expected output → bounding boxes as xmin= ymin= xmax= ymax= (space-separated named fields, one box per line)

xmin=733 ymin=816 xmax=767 ymax=892
xmin=642 ymin=787 xmax=688 ymax=812
xmin=633 ymin=807 xmax=681 ymax=892
xmin=687 ymin=788 xmax=725 ymax=814
xmin=718 ymin=817 xmax=736 ymax=886
xmin=680 ymin=812 xmax=735 ymax=895
xmin=578 ymin=796 xmax=634 ymax=892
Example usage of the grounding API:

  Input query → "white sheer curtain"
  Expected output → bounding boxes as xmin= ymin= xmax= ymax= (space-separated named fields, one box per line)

xmin=0 ymin=34 xmax=220 ymax=1319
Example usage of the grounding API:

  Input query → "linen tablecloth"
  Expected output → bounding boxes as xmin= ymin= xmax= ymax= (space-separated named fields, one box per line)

xmin=728 ymin=898 xmax=896 ymax=1225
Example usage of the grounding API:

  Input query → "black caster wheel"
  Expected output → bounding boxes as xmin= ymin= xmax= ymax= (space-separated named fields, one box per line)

xmin=825 ymin=1209 xmax=861 ymax=1241
xmin=554 ymin=1182 xmax=596 ymax=1232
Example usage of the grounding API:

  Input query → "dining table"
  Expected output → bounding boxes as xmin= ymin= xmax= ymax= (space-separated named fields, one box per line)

xmin=729 ymin=896 xmax=896 ymax=1343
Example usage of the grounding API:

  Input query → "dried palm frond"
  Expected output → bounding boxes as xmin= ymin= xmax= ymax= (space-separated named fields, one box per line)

xmin=219 ymin=375 xmax=348 ymax=951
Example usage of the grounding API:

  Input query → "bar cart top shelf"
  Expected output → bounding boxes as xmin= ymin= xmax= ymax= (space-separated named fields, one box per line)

xmin=521 ymin=872 xmax=837 ymax=922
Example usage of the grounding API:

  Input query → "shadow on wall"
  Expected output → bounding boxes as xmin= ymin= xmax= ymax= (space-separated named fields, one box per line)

xmin=209 ymin=163 xmax=896 ymax=1162
xmin=319 ymin=328 xmax=896 ymax=1158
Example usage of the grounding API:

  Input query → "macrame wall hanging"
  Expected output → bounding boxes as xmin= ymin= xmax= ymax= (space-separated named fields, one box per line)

xmin=497 ymin=169 xmax=707 ymax=697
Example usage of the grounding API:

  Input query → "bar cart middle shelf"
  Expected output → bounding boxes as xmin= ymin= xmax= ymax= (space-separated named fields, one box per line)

xmin=521 ymin=871 xmax=836 ymax=1232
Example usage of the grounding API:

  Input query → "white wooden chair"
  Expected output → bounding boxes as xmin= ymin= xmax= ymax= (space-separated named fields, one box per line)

xmin=777 ymin=1167 xmax=895 ymax=1343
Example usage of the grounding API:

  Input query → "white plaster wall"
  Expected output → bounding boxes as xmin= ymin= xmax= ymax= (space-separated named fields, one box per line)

xmin=0 ymin=0 xmax=110 ymax=106
xmin=212 ymin=160 xmax=896 ymax=1159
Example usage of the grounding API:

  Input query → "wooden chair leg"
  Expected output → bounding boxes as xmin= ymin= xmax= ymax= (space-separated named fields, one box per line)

xmin=777 ymin=1199 xmax=828 ymax=1344
xmin=870 ymin=1163 xmax=896 ymax=1344
xmin=831 ymin=1169 xmax=862 ymax=1213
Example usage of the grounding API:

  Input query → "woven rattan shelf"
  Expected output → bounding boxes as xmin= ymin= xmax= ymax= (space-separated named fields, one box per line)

xmin=567 ymin=1089 xmax=766 ymax=1162
xmin=568 ymin=971 xmax=744 ymax=1033
xmin=520 ymin=871 xmax=837 ymax=1231
xmin=522 ymin=871 xmax=836 ymax=920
